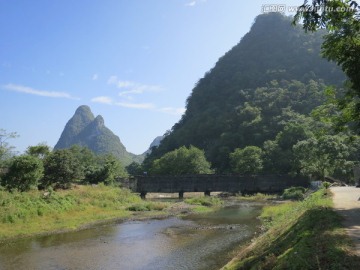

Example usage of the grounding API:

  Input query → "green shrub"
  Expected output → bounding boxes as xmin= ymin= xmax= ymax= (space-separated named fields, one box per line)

xmin=184 ymin=196 xmax=223 ymax=207
xmin=127 ymin=204 xmax=150 ymax=211
xmin=322 ymin=181 xmax=331 ymax=189
xmin=282 ymin=186 xmax=306 ymax=200
xmin=127 ymin=202 xmax=168 ymax=212
xmin=3 ymin=155 xmax=44 ymax=192
xmin=238 ymin=193 xmax=277 ymax=201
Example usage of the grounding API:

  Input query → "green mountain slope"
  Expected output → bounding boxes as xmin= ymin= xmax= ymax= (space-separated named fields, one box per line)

xmin=54 ymin=105 xmax=95 ymax=149
xmin=55 ymin=106 xmax=135 ymax=166
xmin=145 ymin=13 xmax=345 ymax=172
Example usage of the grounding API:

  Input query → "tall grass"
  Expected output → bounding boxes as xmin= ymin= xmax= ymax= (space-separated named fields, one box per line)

xmin=184 ymin=196 xmax=223 ymax=207
xmin=0 ymin=184 xmax=140 ymax=224
xmin=0 ymin=184 xmax=166 ymax=241
xmin=281 ymin=186 xmax=306 ymax=200
xmin=236 ymin=193 xmax=278 ymax=201
xmin=222 ymin=189 xmax=360 ymax=270
xmin=260 ymin=189 xmax=330 ymax=229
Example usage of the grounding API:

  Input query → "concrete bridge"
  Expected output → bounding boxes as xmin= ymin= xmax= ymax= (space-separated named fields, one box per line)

xmin=122 ymin=174 xmax=309 ymax=199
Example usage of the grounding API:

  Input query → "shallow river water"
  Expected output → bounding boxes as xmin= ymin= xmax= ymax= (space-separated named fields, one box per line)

xmin=0 ymin=203 xmax=262 ymax=270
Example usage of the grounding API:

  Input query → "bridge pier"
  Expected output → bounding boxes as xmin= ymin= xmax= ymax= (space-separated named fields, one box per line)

xmin=179 ymin=191 xmax=184 ymax=199
xmin=204 ymin=190 xmax=211 ymax=196
xmin=140 ymin=192 xmax=147 ymax=199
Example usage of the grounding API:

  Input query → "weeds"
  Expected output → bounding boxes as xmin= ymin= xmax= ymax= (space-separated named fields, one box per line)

xmin=0 ymin=185 xmax=143 ymax=240
xmin=127 ymin=202 xmax=168 ymax=211
xmin=222 ymin=189 xmax=360 ymax=270
xmin=282 ymin=186 xmax=306 ymax=200
xmin=237 ymin=193 xmax=278 ymax=201
xmin=184 ymin=196 xmax=223 ymax=207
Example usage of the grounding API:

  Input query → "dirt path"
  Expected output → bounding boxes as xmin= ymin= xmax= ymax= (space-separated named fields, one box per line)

xmin=331 ymin=186 xmax=360 ymax=255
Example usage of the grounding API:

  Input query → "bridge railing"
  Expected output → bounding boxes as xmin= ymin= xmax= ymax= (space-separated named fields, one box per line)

xmin=120 ymin=174 xmax=309 ymax=195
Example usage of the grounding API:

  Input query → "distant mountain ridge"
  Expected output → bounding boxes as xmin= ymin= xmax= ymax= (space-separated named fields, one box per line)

xmin=55 ymin=105 xmax=142 ymax=165
xmin=142 ymin=135 xmax=164 ymax=156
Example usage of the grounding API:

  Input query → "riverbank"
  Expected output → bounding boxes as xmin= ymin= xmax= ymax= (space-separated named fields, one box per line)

xmin=0 ymin=198 xmax=262 ymax=270
xmin=222 ymin=189 xmax=360 ymax=269
xmin=0 ymin=185 xmax=222 ymax=242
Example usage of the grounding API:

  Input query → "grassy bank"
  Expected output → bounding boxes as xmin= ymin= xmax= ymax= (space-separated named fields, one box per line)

xmin=184 ymin=196 xmax=223 ymax=213
xmin=0 ymin=184 xmax=174 ymax=241
xmin=236 ymin=193 xmax=278 ymax=202
xmin=222 ymin=189 xmax=360 ymax=270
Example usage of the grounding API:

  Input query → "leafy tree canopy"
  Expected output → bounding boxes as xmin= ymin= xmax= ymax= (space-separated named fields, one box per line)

xmin=126 ymin=161 xmax=143 ymax=176
xmin=150 ymin=146 xmax=213 ymax=175
xmin=99 ymin=154 xmax=128 ymax=185
xmin=42 ymin=149 xmax=83 ymax=188
xmin=26 ymin=143 xmax=51 ymax=159
xmin=67 ymin=145 xmax=99 ymax=179
xmin=293 ymin=134 xmax=358 ymax=180
xmin=230 ymin=146 xmax=263 ymax=174
xmin=0 ymin=129 xmax=18 ymax=167
xmin=294 ymin=0 xmax=360 ymax=130
xmin=2 ymin=155 xmax=44 ymax=192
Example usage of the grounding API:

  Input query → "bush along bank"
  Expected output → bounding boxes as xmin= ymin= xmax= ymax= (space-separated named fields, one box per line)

xmin=222 ymin=188 xmax=360 ymax=270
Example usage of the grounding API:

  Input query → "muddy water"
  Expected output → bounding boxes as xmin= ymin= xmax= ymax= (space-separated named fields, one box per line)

xmin=0 ymin=203 xmax=262 ymax=270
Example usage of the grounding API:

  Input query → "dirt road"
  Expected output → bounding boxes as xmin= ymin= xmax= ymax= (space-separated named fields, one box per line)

xmin=331 ymin=186 xmax=360 ymax=255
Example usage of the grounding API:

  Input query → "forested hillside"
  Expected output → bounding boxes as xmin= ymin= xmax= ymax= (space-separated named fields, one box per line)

xmin=55 ymin=106 xmax=141 ymax=166
xmin=145 ymin=13 xmax=351 ymax=174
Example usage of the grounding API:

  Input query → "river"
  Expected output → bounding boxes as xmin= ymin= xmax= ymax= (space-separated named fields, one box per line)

xmin=0 ymin=202 xmax=262 ymax=270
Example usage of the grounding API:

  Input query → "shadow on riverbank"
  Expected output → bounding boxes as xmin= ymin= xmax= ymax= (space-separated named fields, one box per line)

xmin=222 ymin=190 xmax=360 ymax=269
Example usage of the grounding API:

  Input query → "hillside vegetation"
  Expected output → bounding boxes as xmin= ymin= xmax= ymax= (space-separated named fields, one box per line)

xmin=144 ymin=13 xmax=359 ymax=180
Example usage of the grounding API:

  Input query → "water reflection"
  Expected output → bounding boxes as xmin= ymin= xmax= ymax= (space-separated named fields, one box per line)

xmin=0 ymin=204 xmax=261 ymax=270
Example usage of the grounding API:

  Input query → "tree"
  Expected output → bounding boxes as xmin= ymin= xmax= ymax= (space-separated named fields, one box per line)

xmin=262 ymin=112 xmax=315 ymax=173
xmin=3 ymin=155 xmax=44 ymax=191
xmin=26 ymin=143 xmax=51 ymax=159
xmin=0 ymin=129 xmax=18 ymax=185
xmin=42 ymin=149 xmax=82 ymax=188
xmin=230 ymin=146 xmax=263 ymax=174
xmin=99 ymin=154 xmax=128 ymax=185
xmin=294 ymin=0 xmax=360 ymax=130
xmin=85 ymin=154 xmax=127 ymax=185
xmin=68 ymin=145 xmax=99 ymax=181
xmin=126 ymin=161 xmax=143 ymax=176
xmin=0 ymin=129 xmax=18 ymax=167
xmin=150 ymin=146 xmax=213 ymax=175
xmin=293 ymin=135 xmax=356 ymax=180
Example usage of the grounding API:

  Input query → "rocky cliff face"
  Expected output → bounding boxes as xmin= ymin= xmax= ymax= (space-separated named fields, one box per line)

xmin=141 ymin=135 xmax=164 ymax=156
xmin=149 ymin=136 xmax=164 ymax=149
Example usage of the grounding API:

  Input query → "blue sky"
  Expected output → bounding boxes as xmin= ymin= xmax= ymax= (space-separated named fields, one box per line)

xmin=0 ymin=0 xmax=302 ymax=155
